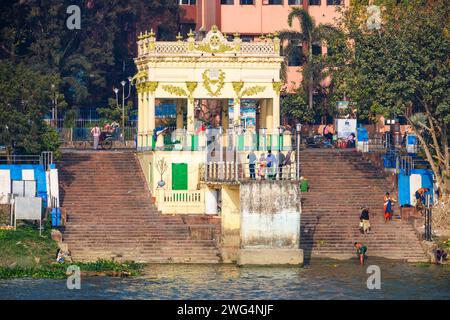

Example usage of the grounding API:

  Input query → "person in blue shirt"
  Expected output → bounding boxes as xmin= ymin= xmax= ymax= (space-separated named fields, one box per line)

xmin=266 ymin=150 xmax=277 ymax=180
xmin=247 ymin=150 xmax=257 ymax=180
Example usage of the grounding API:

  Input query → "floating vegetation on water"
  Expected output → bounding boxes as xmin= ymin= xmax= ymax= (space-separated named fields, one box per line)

xmin=0 ymin=260 xmax=145 ymax=279
xmin=0 ymin=224 xmax=145 ymax=279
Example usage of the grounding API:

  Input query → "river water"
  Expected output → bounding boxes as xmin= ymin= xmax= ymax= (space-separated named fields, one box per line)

xmin=0 ymin=259 xmax=449 ymax=300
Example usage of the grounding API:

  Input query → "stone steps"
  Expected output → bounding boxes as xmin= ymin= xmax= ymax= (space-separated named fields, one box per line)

xmin=299 ymin=149 xmax=427 ymax=262
xmin=59 ymin=151 xmax=221 ymax=263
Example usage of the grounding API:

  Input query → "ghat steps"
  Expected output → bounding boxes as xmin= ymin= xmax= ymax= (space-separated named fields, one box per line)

xmin=59 ymin=151 xmax=220 ymax=263
xmin=299 ymin=149 xmax=427 ymax=262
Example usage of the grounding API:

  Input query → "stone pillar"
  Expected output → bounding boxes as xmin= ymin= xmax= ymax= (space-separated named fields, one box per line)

xmin=220 ymin=186 xmax=241 ymax=263
xmin=272 ymin=94 xmax=280 ymax=130
xmin=221 ymin=99 xmax=229 ymax=132
xmin=266 ymin=99 xmax=273 ymax=132
xmin=259 ymin=99 xmax=267 ymax=129
xmin=233 ymin=98 xmax=241 ymax=127
xmin=147 ymin=92 xmax=156 ymax=133
xmin=137 ymin=90 xmax=144 ymax=148
xmin=176 ymin=99 xmax=184 ymax=129
xmin=187 ymin=98 xmax=195 ymax=133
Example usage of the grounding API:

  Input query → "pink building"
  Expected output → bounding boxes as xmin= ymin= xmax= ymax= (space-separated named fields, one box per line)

xmin=178 ymin=0 xmax=346 ymax=89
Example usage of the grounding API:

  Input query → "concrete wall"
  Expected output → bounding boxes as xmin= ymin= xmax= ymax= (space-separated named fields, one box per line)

xmin=220 ymin=185 xmax=241 ymax=263
xmin=240 ymin=180 xmax=300 ymax=248
xmin=238 ymin=180 xmax=303 ymax=265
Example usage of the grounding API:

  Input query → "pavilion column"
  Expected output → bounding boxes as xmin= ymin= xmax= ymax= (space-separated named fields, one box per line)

xmin=187 ymin=98 xmax=195 ymax=133
xmin=266 ymin=99 xmax=273 ymax=132
xmin=137 ymin=90 xmax=144 ymax=148
xmin=272 ymin=93 xmax=280 ymax=130
xmin=221 ymin=99 xmax=229 ymax=132
xmin=176 ymin=99 xmax=184 ymax=130
xmin=233 ymin=98 xmax=241 ymax=127
xmin=144 ymin=91 xmax=156 ymax=149
xmin=259 ymin=99 xmax=267 ymax=129
xmin=147 ymin=92 xmax=156 ymax=132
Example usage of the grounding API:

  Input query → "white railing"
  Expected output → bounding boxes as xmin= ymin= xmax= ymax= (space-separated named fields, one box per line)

xmin=156 ymin=189 xmax=204 ymax=214
xmin=201 ymin=160 xmax=298 ymax=183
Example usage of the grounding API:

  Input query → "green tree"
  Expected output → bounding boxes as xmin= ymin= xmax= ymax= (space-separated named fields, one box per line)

xmin=280 ymin=88 xmax=315 ymax=124
xmin=328 ymin=0 xmax=450 ymax=200
xmin=279 ymin=8 xmax=339 ymax=110
xmin=0 ymin=0 xmax=179 ymax=109
xmin=0 ymin=61 xmax=61 ymax=159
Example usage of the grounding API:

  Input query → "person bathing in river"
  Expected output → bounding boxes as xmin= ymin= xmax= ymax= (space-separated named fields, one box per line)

xmin=383 ymin=192 xmax=396 ymax=223
xmin=354 ymin=242 xmax=367 ymax=266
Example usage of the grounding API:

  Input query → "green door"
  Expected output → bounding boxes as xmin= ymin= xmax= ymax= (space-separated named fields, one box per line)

xmin=172 ymin=163 xmax=188 ymax=190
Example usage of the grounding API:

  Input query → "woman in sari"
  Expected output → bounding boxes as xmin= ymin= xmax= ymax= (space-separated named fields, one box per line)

xmin=383 ymin=192 xmax=396 ymax=222
xmin=258 ymin=153 xmax=266 ymax=180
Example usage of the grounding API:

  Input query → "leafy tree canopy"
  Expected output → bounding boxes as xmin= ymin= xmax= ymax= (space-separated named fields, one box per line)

xmin=328 ymin=0 xmax=450 ymax=197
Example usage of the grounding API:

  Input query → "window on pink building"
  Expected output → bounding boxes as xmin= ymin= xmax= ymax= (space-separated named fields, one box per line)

xmin=326 ymin=0 xmax=342 ymax=4
xmin=267 ymin=0 xmax=283 ymax=4
xmin=288 ymin=0 xmax=302 ymax=4
xmin=240 ymin=0 xmax=254 ymax=4
xmin=221 ymin=0 xmax=234 ymax=4
xmin=312 ymin=44 xmax=322 ymax=56
xmin=309 ymin=0 xmax=321 ymax=5
xmin=241 ymin=35 xmax=254 ymax=42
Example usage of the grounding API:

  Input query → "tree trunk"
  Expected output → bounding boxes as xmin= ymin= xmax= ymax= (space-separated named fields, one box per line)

xmin=308 ymin=40 xmax=313 ymax=110
xmin=5 ymin=146 xmax=12 ymax=164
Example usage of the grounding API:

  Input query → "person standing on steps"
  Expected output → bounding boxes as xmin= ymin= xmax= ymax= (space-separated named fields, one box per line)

xmin=383 ymin=192 xmax=396 ymax=222
xmin=247 ymin=150 xmax=257 ymax=180
xmin=354 ymin=242 xmax=367 ymax=266
xmin=359 ymin=206 xmax=371 ymax=234
xmin=323 ymin=123 xmax=334 ymax=145
xmin=90 ymin=124 xmax=101 ymax=150
xmin=258 ymin=153 xmax=266 ymax=180
xmin=266 ymin=150 xmax=276 ymax=180
xmin=277 ymin=150 xmax=286 ymax=180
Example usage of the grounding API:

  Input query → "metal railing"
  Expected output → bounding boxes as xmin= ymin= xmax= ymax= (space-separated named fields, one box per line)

xmin=0 ymin=155 xmax=41 ymax=164
xmin=40 ymin=151 xmax=54 ymax=171
xmin=0 ymin=152 xmax=53 ymax=170
xmin=201 ymin=161 xmax=298 ymax=183
xmin=396 ymin=154 xmax=414 ymax=176
xmin=59 ymin=127 xmax=137 ymax=142
xmin=424 ymin=194 xmax=433 ymax=241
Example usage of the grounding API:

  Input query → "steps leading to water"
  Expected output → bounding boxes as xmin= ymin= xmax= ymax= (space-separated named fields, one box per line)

xmin=299 ymin=149 xmax=427 ymax=262
xmin=59 ymin=151 xmax=221 ymax=263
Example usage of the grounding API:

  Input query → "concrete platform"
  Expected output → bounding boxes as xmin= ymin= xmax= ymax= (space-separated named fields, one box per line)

xmin=237 ymin=248 xmax=304 ymax=266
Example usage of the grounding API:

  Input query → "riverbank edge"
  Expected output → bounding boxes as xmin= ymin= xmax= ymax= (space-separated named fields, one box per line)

xmin=0 ymin=260 xmax=146 ymax=280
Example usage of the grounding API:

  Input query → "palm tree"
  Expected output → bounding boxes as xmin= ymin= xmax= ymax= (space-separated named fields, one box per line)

xmin=279 ymin=8 xmax=338 ymax=110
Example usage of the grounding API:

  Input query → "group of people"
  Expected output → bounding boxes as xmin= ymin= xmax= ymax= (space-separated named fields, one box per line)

xmin=321 ymin=123 xmax=356 ymax=148
xmin=359 ymin=192 xmax=397 ymax=236
xmin=90 ymin=122 xmax=119 ymax=149
xmin=355 ymin=187 xmax=435 ymax=265
xmin=247 ymin=150 xmax=292 ymax=180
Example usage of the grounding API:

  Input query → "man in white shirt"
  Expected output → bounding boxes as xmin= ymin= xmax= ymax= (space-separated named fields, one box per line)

xmin=91 ymin=124 xmax=101 ymax=150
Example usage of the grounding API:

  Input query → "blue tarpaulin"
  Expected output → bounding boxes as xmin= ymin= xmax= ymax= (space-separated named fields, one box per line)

xmin=357 ymin=127 xmax=368 ymax=142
